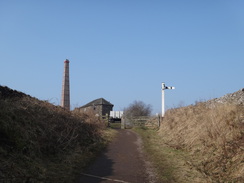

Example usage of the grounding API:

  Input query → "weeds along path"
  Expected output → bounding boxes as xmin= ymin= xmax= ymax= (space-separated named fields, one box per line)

xmin=78 ymin=129 xmax=158 ymax=183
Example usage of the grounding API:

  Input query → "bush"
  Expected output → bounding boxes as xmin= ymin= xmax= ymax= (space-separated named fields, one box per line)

xmin=124 ymin=100 xmax=152 ymax=118
xmin=0 ymin=86 xmax=113 ymax=182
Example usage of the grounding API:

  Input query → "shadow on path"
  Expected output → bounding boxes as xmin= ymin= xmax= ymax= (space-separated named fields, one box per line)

xmin=78 ymin=151 xmax=114 ymax=183
xmin=77 ymin=129 xmax=148 ymax=183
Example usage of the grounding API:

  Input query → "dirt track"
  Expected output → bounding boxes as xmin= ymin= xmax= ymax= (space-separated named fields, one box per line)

xmin=77 ymin=129 xmax=158 ymax=183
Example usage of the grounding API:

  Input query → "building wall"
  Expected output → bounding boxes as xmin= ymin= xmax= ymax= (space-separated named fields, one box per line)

xmin=102 ymin=105 xmax=113 ymax=116
xmin=77 ymin=104 xmax=113 ymax=116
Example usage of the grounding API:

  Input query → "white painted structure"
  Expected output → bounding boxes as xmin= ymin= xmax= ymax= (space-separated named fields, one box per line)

xmin=162 ymin=82 xmax=175 ymax=117
xmin=110 ymin=111 xmax=124 ymax=118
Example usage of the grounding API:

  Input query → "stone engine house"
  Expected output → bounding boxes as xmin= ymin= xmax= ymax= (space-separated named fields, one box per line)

xmin=76 ymin=98 xmax=114 ymax=116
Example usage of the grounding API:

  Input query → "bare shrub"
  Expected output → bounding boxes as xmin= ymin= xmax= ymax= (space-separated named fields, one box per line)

xmin=0 ymin=92 xmax=109 ymax=182
xmin=124 ymin=100 xmax=152 ymax=118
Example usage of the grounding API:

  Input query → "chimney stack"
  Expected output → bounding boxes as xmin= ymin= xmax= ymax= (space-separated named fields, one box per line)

xmin=61 ymin=59 xmax=70 ymax=110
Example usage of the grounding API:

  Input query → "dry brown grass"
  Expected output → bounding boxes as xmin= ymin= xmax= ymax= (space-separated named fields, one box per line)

xmin=134 ymin=127 xmax=210 ymax=183
xmin=0 ymin=91 xmax=115 ymax=182
xmin=159 ymin=102 xmax=244 ymax=182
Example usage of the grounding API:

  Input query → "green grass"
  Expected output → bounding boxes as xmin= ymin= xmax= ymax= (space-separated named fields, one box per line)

xmin=134 ymin=127 xmax=208 ymax=183
xmin=109 ymin=122 xmax=121 ymax=129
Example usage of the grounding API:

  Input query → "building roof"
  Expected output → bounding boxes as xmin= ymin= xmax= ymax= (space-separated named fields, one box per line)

xmin=80 ymin=98 xmax=114 ymax=108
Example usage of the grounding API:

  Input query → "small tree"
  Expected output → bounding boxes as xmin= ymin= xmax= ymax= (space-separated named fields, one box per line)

xmin=124 ymin=100 xmax=152 ymax=118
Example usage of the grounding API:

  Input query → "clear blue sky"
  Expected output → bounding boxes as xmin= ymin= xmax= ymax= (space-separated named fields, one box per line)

xmin=1 ymin=0 xmax=244 ymax=114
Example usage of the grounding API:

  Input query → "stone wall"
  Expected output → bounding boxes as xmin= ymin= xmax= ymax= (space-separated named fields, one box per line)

xmin=77 ymin=104 xmax=113 ymax=116
xmin=102 ymin=105 xmax=113 ymax=116
xmin=208 ymin=88 xmax=244 ymax=106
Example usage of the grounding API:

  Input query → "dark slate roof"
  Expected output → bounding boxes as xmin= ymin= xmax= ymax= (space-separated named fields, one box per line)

xmin=80 ymin=98 xmax=114 ymax=108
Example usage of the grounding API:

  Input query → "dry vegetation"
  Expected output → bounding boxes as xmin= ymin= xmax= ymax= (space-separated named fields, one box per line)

xmin=160 ymin=102 xmax=244 ymax=182
xmin=0 ymin=86 xmax=115 ymax=182
xmin=134 ymin=90 xmax=244 ymax=182
xmin=134 ymin=127 xmax=209 ymax=183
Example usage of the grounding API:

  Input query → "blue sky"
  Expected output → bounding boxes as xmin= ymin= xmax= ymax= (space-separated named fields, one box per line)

xmin=1 ymin=0 xmax=244 ymax=114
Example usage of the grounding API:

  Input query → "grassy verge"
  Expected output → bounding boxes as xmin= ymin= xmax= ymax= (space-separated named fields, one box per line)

xmin=0 ymin=86 xmax=117 ymax=183
xmin=134 ymin=127 xmax=209 ymax=183
xmin=109 ymin=122 xmax=121 ymax=129
xmin=160 ymin=103 xmax=244 ymax=182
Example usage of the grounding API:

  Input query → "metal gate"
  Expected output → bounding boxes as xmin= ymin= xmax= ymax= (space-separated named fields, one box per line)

xmin=121 ymin=116 xmax=160 ymax=129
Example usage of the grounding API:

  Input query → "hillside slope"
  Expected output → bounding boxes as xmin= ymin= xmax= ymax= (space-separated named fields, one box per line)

xmin=160 ymin=89 xmax=244 ymax=182
xmin=209 ymin=88 xmax=244 ymax=105
xmin=0 ymin=86 xmax=113 ymax=182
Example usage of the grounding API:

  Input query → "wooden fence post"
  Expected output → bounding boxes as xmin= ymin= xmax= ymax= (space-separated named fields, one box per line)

xmin=158 ymin=114 xmax=161 ymax=127
xmin=106 ymin=114 xmax=110 ymax=127
xmin=121 ymin=117 xmax=125 ymax=129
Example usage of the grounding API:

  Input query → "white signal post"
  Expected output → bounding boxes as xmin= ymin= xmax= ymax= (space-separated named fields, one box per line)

xmin=162 ymin=82 xmax=175 ymax=117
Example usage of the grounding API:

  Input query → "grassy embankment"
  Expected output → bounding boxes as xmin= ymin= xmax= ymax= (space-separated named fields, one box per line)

xmin=135 ymin=102 xmax=244 ymax=183
xmin=0 ymin=86 xmax=116 ymax=182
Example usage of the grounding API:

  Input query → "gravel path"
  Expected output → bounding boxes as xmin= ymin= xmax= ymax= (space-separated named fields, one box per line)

xmin=77 ymin=129 xmax=158 ymax=183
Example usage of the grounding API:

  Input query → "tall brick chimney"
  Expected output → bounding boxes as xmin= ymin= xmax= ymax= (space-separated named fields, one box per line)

xmin=61 ymin=59 xmax=70 ymax=110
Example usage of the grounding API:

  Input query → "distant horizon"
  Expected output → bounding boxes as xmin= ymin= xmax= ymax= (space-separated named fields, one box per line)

xmin=1 ymin=84 xmax=243 ymax=116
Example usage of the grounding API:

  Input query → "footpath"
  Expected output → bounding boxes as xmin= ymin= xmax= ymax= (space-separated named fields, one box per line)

xmin=77 ymin=129 xmax=158 ymax=183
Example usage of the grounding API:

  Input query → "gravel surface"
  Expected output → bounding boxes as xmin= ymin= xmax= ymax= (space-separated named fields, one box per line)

xmin=78 ymin=129 xmax=158 ymax=183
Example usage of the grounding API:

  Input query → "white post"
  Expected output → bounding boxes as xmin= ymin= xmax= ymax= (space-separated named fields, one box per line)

xmin=162 ymin=82 xmax=165 ymax=117
xmin=161 ymin=82 xmax=175 ymax=117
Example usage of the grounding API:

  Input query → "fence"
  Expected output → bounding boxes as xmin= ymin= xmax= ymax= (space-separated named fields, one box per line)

xmin=101 ymin=115 xmax=121 ymax=128
xmin=121 ymin=116 xmax=161 ymax=129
